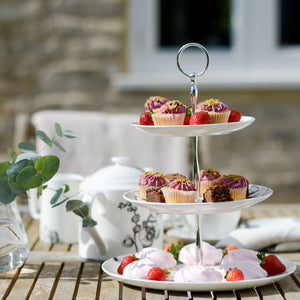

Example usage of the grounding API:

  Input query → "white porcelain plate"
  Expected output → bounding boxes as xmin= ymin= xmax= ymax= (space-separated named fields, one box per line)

xmin=123 ymin=184 xmax=273 ymax=215
xmin=131 ymin=116 xmax=255 ymax=137
xmin=102 ymin=255 xmax=296 ymax=292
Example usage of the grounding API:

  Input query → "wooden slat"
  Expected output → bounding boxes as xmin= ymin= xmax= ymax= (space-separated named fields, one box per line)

xmin=99 ymin=274 xmax=120 ymax=300
xmin=256 ymin=283 xmax=284 ymax=300
xmin=235 ymin=288 xmax=260 ymax=300
xmin=0 ymin=268 xmax=21 ymax=299
xmin=121 ymin=283 xmax=143 ymax=300
xmin=190 ymin=291 xmax=215 ymax=299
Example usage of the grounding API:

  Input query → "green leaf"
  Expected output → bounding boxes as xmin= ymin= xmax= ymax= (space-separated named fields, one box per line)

xmin=63 ymin=130 xmax=79 ymax=139
xmin=82 ymin=216 xmax=97 ymax=227
xmin=18 ymin=142 xmax=36 ymax=153
xmin=52 ymin=140 xmax=66 ymax=152
xmin=15 ymin=152 xmax=41 ymax=163
xmin=63 ymin=184 xmax=70 ymax=193
xmin=50 ymin=187 xmax=64 ymax=205
xmin=66 ymin=199 xmax=83 ymax=212
xmin=73 ymin=203 xmax=89 ymax=218
xmin=34 ymin=155 xmax=59 ymax=182
xmin=0 ymin=161 xmax=11 ymax=176
xmin=55 ymin=123 xmax=63 ymax=137
xmin=8 ymin=178 xmax=26 ymax=194
xmin=16 ymin=166 xmax=43 ymax=189
xmin=7 ymin=159 xmax=33 ymax=182
xmin=7 ymin=148 xmax=17 ymax=160
xmin=36 ymin=130 xmax=52 ymax=147
xmin=0 ymin=177 xmax=16 ymax=205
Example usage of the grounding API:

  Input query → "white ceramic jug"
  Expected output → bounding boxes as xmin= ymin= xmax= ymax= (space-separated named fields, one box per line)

xmin=78 ymin=157 xmax=163 ymax=260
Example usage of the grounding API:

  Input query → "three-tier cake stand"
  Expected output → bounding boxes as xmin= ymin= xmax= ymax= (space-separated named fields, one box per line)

xmin=102 ymin=43 xmax=296 ymax=291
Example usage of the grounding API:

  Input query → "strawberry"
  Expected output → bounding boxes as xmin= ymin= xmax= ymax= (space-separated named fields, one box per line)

xmin=184 ymin=106 xmax=192 ymax=125
xmin=223 ymin=245 xmax=238 ymax=257
xmin=258 ymin=253 xmax=286 ymax=276
xmin=228 ymin=109 xmax=242 ymax=122
xmin=189 ymin=112 xmax=211 ymax=125
xmin=225 ymin=268 xmax=244 ymax=281
xmin=164 ymin=243 xmax=180 ymax=260
xmin=146 ymin=267 xmax=170 ymax=281
xmin=140 ymin=111 xmax=154 ymax=125
xmin=117 ymin=255 xmax=137 ymax=274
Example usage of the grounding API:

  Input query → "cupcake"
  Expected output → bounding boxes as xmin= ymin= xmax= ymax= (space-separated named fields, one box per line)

xmin=220 ymin=175 xmax=248 ymax=200
xmin=162 ymin=179 xmax=196 ymax=203
xmin=152 ymin=100 xmax=186 ymax=126
xmin=196 ymin=99 xmax=230 ymax=123
xmin=138 ymin=171 xmax=167 ymax=199
xmin=199 ymin=168 xmax=221 ymax=198
xmin=144 ymin=96 xmax=169 ymax=112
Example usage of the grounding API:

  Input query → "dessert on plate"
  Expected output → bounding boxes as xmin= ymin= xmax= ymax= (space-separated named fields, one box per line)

xmin=162 ymin=179 xmax=196 ymax=203
xmin=196 ymin=98 xmax=230 ymax=124
xmin=220 ymin=174 xmax=248 ymax=200
xmin=138 ymin=171 xmax=167 ymax=199
xmin=152 ymin=100 xmax=186 ymax=126
xmin=144 ymin=96 xmax=169 ymax=112
xmin=199 ymin=168 xmax=221 ymax=198
xmin=202 ymin=184 xmax=233 ymax=202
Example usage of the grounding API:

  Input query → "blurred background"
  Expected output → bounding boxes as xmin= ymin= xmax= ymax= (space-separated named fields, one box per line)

xmin=0 ymin=0 xmax=299 ymax=203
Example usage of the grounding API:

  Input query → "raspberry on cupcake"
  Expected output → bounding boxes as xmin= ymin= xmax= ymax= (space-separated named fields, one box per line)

xmin=162 ymin=179 xmax=196 ymax=203
xmin=144 ymin=96 xmax=169 ymax=112
xmin=220 ymin=174 xmax=248 ymax=200
xmin=138 ymin=171 xmax=167 ymax=199
xmin=196 ymin=98 xmax=230 ymax=123
xmin=200 ymin=168 xmax=221 ymax=198
xmin=152 ymin=100 xmax=186 ymax=126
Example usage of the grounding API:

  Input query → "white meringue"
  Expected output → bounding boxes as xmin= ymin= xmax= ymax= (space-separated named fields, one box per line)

xmin=174 ymin=265 xmax=223 ymax=283
xmin=178 ymin=242 xmax=222 ymax=266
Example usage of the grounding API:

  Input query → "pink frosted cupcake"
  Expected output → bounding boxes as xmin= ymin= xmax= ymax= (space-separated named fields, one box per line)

xmin=199 ymin=168 xmax=221 ymax=198
xmin=144 ymin=96 xmax=169 ymax=112
xmin=220 ymin=175 xmax=248 ymax=200
xmin=138 ymin=171 xmax=167 ymax=199
xmin=152 ymin=100 xmax=186 ymax=126
xmin=196 ymin=99 xmax=230 ymax=123
xmin=162 ymin=179 xmax=196 ymax=203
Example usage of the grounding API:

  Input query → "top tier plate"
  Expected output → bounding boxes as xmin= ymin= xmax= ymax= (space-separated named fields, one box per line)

xmin=131 ymin=116 xmax=255 ymax=137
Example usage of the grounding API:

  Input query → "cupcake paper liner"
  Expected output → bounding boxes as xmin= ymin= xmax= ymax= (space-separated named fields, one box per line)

xmin=152 ymin=113 xmax=185 ymax=126
xmin=230 ymin=187 xmax=247 ymax=200
xmin=207 ymin=110 xmax=231 ymax=124
xmin=162 ymin=187 xmax=197 ymax=203
xmin=200 ymin=177 xmax=221 ymax=198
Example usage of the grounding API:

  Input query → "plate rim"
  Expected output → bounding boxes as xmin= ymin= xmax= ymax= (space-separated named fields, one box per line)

xmin=102 ymin=254 xmax=296 ymax=292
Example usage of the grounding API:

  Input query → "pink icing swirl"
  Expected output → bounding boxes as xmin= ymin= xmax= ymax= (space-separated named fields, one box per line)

xmin=200 ymin=168 xmax=221 ymax=181
xmin=169 ymin=179 xmax=195 ymax=191
xmin=160 ymin=100 xmax=186 ymax=114
xmin=197 ymin=99 xmax=228 ymax=112
xmin=220 ymin=175 xmax=248 ymax=189
xmin=139 ymin=171 xmax=166 ymax=187
xmin=144 ymin=96 xmax=169 ymax=111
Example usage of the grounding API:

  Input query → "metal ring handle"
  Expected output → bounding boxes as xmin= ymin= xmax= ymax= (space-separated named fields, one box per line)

xmin=177 ymin=43 xmax=210 ymax=78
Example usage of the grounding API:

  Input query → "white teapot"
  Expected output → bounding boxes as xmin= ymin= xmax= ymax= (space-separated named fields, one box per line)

xmin=78 ymin=157 xmax=163 ymax=260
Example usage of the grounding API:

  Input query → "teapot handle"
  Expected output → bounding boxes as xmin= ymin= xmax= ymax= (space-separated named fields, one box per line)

xmin=27 ymin=189 xmax=41 ymax=219
xmin=86 ymin=191 xmax=109 ymax=255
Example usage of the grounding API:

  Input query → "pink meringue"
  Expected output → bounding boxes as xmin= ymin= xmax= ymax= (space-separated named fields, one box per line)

xmin=178 ymin=242 xmax=222 ymax=266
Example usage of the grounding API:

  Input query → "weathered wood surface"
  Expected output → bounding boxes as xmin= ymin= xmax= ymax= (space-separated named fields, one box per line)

xmin=0 ymin=204 xmax=299 ymax=299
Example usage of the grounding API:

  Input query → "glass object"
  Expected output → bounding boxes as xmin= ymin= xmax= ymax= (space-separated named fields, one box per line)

xmin=280 ymin=0 xmax=300 ymax=45
xmin=159 ymin=0 xmax=231 ymax=48
xmin=0 ymin=200 xmax=30 ymax=273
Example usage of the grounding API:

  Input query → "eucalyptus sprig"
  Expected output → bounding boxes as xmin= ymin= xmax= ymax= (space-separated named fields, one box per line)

xmin=0 ymin=122 xmax=97 ymax=227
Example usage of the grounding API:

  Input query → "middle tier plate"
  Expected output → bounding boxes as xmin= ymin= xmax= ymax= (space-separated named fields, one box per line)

xmin=131 ymin=116 xmax=255 ymax=137
xmin=123 ymin=184 xmax=273 ymax=215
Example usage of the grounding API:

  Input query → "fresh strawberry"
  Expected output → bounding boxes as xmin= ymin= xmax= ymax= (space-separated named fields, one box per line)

xmin=225 ymin=268 xmax=244 ymax=281
xmin=117 ymin=255 xmax=137 ymax=274
xmin=228 ymin=109 xmax=242 ymax=122
xmin=184 ymin=106 xmax=192 ymax=125
xmin=140 ymin=111 xmax=154 ymax=125
xmin=164 ymin=243 xmax=180 ymax=260
xmin=146 ymin=267 xmax=170 ymax=281
xmin=189 ymin=112 xmax=211 ymax=125
xmin=223 ymin=245 xmax=238 ymax=257
xmin=258 ymin=253 xmax=286 ymax=276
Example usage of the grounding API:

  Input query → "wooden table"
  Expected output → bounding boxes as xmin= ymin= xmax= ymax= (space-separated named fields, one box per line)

xmin=1 ymin=204 xmax=300 ymax=299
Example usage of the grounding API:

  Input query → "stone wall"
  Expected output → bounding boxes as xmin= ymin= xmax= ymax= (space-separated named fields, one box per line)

xmin=0 ymin=0 xmax=299 ymax=203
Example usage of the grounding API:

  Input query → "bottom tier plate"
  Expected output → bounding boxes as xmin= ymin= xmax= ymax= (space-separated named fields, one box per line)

xmin=102 ymin=254 xmax=296 ymax=292
xmin=123 ymin=184 xmax=273 ymax=215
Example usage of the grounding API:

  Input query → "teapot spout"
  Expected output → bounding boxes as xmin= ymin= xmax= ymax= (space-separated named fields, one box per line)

xmin=84 ymin=226 xmax=108 ymax=256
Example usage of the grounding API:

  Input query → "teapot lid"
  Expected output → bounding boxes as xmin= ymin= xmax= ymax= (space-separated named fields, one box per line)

xmin=80 ymin=157 xmax=143 ymax=191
